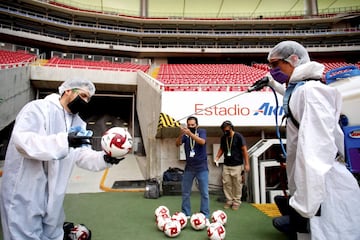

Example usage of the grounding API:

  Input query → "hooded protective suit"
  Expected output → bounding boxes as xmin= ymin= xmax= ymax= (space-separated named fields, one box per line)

xmin=286 ymin=62 xmax=360 ymax=240
xmin=268 ymin=41 xmax=360 ymax=239
xmin=0 ymin=93 xmax=108 ymax=240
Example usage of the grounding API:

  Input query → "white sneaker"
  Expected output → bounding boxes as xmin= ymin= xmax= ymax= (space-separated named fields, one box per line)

xmin=205 ymin=219 xmax=211 ymax=227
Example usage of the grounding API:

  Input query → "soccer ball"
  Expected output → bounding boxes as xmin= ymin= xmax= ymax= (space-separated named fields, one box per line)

xmin=163 ymin=220 xmax=181 ymax=237
xmin=190 ymin=212 xmax=206 ymax=230
xmin=68 ymin=224 xmax=91 ymax=240
xmin=211 ymin=210 xmax=228 ymax=225
xmin=101 ymin=127 xmax=133 ymax=158
xmin=207 ymin=222 xmax=226 ymax=240
xmin=156 ymin=215 xmax=172 ymax=231
xmin=155 ymin=205 xmax=170 ymax=219
xmin=171 ymin=212 xmax=188 ymax=229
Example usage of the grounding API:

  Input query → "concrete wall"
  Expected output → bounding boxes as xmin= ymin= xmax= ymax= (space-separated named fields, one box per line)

xmin=0 ymin=66 xmax=34 ymax=131
xmin=30 ymin=66 xmax=138 ymax=89
xmin=136 ymin=71 xmax=164 ymax=179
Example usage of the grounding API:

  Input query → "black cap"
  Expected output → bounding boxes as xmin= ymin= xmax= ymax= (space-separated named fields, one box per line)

xmin=220 ymin=120 xmax=234 ymax=130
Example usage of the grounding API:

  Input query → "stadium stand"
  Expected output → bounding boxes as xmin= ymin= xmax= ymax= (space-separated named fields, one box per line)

xmin=320 ymin=60 xmax=354 ymax=73
xmin=157 ymin=64 xmax=269 ymax=91
xmin=0 ymin=0 xmax=358 ymax=51
xmin=0 ymin=49 xmax=36 ymax=69
xmin=45 ymin=57 xmax=150 ymax=72
xmin=155 ymin=61 xmax=357 ymax=91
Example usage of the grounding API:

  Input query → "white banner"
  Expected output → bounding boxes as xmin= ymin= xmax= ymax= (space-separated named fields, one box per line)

xmin=161 ymin=91 xmax=284 ymax=126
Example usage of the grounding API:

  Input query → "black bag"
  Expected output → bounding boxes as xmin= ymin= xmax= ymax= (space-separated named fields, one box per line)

xmin=163 ymin=167 xmax=184 ymax=182
xmin=162 ymin=181 xmax=182 ymax=195
xmin=144 ymin=178 xmax=160 ymax=199
xmin=162 ymin=167 xmax=184 ymax=196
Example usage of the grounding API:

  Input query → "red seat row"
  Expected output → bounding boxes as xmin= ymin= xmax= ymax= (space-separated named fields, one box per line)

xmin=157 ymin=64 xmax=268 ymax=91
xmin=157 ymin=62 xmax=356 ymax=91
xmin=0 ymin=50 xmax=37 ymax=68
xmin=46 ymin=57 xmax=150 ymax=72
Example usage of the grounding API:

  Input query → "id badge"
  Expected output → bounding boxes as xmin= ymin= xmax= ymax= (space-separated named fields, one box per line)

xmin=227 ymin=152 xmax=231 ymax=157
xmin=190 ymin=150 xmax=195 ymax=157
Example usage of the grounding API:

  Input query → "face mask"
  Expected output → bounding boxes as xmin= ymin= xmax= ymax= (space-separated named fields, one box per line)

xmin=67 ymin=95 xmax=88 ymax=114
xmin=270 ymin=67 xmax=289 ymax=84
xmin=224 ymin=130 xmax=231 ymax=137
xmin=188 ymin=127 xmax=196 ymax=134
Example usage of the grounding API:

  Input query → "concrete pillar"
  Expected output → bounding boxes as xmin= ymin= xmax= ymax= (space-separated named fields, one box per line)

xmin=140 ymin=0 xmax=148 ymax=18
xmin=305 ymin=0 xmax=318 ymax=16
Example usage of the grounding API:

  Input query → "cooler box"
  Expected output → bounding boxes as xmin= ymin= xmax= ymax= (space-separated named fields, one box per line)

xmin=343 ymin=126 xmax=360 ymax=173
xmin=327 ymin=66 xmax=360 ymax=126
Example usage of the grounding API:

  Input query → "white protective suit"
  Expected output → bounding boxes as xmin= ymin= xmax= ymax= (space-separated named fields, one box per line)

xmin=0 ymin=93 xmax=109 ymax=240
xmin=279 ymin=61 xmax=360 ymax=240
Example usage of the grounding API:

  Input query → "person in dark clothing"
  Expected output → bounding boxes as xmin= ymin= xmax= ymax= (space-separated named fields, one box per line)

xmin=214 ymin=120 xmax=250 ymax=210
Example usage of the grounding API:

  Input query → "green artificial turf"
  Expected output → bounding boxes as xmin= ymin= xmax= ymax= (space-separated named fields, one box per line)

xmin=62 ymin=192 xmax=288 ymax=240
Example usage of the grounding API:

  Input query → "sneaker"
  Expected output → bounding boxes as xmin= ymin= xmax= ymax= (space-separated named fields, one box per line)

xmin=224 ymin=203 xmax=231 ymax=209
xmin=186 ymin=216 xmax=191 ymax=220
xmin=232 ymin=204 xmax=240 ymax=210
xmin=205 ymin=218 xmax=211 ymax=227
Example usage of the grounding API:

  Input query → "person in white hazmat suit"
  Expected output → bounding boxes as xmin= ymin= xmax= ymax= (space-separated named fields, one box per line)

xmin=253 ymin=41 xmax=360 ymax=240
xmin=0 ymin=78 xmax=125 ymax=240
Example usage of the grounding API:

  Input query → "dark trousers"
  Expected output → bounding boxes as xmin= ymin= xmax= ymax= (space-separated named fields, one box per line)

xmin=272 ymin=195 xmax=297 ymax=240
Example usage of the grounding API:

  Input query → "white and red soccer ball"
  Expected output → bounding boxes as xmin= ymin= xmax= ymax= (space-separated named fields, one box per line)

xmin=101 ymin=127 xmax=133 ymax=158
xmin=155 ymin=206 xmax=171 ymax=231
xmin=163 ymin=220 xmax=181 ymax=237
xmin=171 ymin=211 xmax=188 ymax=229
xmin=68 ymin=224 xmax=91 ymax=240
xmin=211 ymin=210 xmax=227 ymax=225
xmin=156 ymin=214 xmax=172 ymax=231
xmin=190 ymin=212 xmax=207 ymax=230
xmin=154 ymin=205 xmax=170 ymax=219
xmin=207 ymin=222 xmax=226 ymax=240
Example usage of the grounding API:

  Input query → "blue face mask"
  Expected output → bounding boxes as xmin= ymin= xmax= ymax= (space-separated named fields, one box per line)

xmin=270 ymin=67 xmax=289 ymax=84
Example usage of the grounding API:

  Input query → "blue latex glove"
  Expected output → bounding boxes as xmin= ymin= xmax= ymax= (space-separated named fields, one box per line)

xmin=69 ymin=126 xmax=93 ymax=137
xmin=68 ymin=126 xmax=93 ymax=148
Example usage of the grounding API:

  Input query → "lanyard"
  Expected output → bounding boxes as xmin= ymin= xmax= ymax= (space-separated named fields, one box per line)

xmin=226 ymin=135 xmax=233 ymax=156
xmin=189 ymin=130 xmax=197 ymax=151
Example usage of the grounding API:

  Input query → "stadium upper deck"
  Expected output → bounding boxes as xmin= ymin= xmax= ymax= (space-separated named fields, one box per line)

xmin=0 ymin=0 xmax=359 ymax=60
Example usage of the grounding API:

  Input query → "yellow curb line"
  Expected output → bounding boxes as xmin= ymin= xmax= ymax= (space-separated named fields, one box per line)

xmin=99 ymin=168 xmax=145 ymax=192
xmin=252 ymin=203 xmax=282 ymax=218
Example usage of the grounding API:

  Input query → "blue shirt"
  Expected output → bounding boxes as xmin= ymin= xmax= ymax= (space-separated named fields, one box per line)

xmin=181 ymin=128 xmax=208 ymax=171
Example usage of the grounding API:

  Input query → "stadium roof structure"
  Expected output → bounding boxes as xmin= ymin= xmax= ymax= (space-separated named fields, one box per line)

xmin=48 ymin=0 xmax=360 ymax=19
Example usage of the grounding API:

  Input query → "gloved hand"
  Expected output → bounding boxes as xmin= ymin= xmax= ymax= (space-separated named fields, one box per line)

xmin=68 ymin=126 xmax=93 ymax=148
xmin=63 ymin=222 xmax=74 ymax=239
xmin=103 ymin=155 xmax=125 ymax=165
xmin=214 ymin=158 xmax=219 ymax=167
xmin=248 ymin=76 xmax=270 ymax=92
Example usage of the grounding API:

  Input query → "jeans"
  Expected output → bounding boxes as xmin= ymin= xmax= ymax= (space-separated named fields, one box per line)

xmin=181 ymin=169 xmax=209 ymax=218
